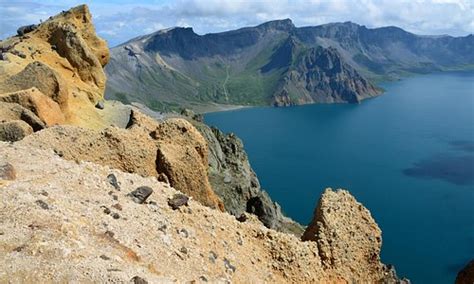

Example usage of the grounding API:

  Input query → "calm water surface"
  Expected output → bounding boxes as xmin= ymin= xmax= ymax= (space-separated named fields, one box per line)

xmin=205 ymin=71 xmax=474 ymax=283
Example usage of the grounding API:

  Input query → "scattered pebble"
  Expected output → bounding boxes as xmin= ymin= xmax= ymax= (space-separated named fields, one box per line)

xmin=236 ymin=214 xmax=247 ymax=223
xmin=107 ymin=173 xmax=120 ymax=190
xmin=0 ymin=163 xmax=16 ymax=180
xmin=128 ymin=186 xmax=153 ymax=204
xmin=35 ymin=199 xmax=49 ymax=210
xmin=111 ymin=213 xmax=120 ymax=219
xmin=224 ymin=258 xmax=236 ymax=273
xmin=168 ymin=193 xmax=189 ymax=210
xmin=99 ymin=255 xmax=110 ymax=260
xmin=209 ymin=251 xmax=218 ymax=263
xmin=130 ymin=276 xmax=148 ymax=284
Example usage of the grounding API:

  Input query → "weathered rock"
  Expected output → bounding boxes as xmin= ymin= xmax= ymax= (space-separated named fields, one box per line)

xmin=0 ymin=120 xmax=33 ymax=142
xmin=153 ymin=119 xmax=224 ymax=211
xmin=0 ymin=88 xmax=65 ymax=126
xmin=192 ymin=120 xmax=303 ymax=235
xmin=456 ymin=260 xmax=474 ymax=284
xmin=0 ymin=5 xmax=113 ymax=128
xmin=1 ymin=61 xmax=69 ymax=107
xmin=128 ymin=186 xmax=153 ymax=204
xmin=302 ymin=188 xmax=384 ymax=281
xmin=0 ymin=163 xmax=16 ymax=180
xmin=0 ymin=102 xmax=46 ymax=131
xmin=130 ymin=276 xmax=148 ymax=284
xmin=107 ymin=173 xmax=120 ymax=190
xmin=95 ymin=101 xmax=105 ymax=109
xmin=17 ymin=24 xmax=37 ymax=36
xmin=168 ymin=193 xmax=189 ymax=210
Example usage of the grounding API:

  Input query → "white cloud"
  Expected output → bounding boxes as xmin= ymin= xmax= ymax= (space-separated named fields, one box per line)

xmin=0 ymin=0 xmax=472 ymax=47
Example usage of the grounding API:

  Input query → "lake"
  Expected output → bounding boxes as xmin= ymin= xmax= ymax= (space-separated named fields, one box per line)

xmin=205 ymin=71 xmax=474 ymax=283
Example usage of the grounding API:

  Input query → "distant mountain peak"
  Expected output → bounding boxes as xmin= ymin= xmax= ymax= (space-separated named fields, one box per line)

xmin=257 ymin=18 xmax=295 ymax=31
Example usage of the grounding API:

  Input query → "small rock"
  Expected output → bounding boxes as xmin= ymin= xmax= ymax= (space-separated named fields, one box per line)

xmin=111 ymin=213 xmax=120 ymax=219
xmin=35 ymin=200 xmax=49 ymax=210
xmin=168 ymin=193 xmax=189 ymax=210
xmin=95 ymin=100 xmax=105 ymax=109
xmin=236 ymin=214 xmax=247 ymax=223
xmin=40 ymin=190 xmax=48 ymax=196
xmin=0 ymin=163 xmax=16 ymax=180
xmin=112 ymin=203 xmax=122 ymax=211
xmin=179 ymin=246 xmax=188 ymax=254
xmin=178 ymin=228 xmax=189 ymax=238
xmin=199 ymin=275 xmax=208 ymax=282
xmin=157 ymin=173 xmax=169 ymax=184
xmin=223 ymin=258 xmax=236 ymax=273
xmin=99 ymin=255 xmax=110 ymax=260
xmin=130 ymin=276 xmax=148 ymax=284
xmin=103 ymin=207 xmax=111 ymax=214
xmin=128 ymin=186 xmax=153 ymax=204
xmin=209 ymin=251 xmax=218 ymax=263
xmin=107 ymin=173 xmax=120 ymax=190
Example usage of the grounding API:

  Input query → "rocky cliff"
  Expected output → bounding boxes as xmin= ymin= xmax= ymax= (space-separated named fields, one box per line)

xmin=0 ymin=5 xmax=407 ymax=282
xmin=0 ymin=4 xmax=127 ymax=129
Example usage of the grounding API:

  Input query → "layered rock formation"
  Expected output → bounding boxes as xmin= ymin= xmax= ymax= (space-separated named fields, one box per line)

xmin=0 ymin=142 xmax=402 ymax=282
xmin=0 ymin=4 xmax=120 ymax=130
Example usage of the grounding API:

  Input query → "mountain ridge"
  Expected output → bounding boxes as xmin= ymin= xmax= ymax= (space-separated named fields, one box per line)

xmin=106 ymin=19 xmax=473 ymax=112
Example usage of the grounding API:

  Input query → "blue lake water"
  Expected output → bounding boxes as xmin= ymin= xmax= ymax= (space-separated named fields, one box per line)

xmin=205 ymin=71 xmax=474 ymax=283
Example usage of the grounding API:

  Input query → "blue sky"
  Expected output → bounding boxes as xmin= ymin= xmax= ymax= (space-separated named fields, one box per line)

xmin=1 ymin=0 xmax=473 ymax=46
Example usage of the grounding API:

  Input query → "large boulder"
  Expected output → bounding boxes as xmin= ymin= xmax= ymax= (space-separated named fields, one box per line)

xmin=152 ymin=119 xmax=224 ymax=211
xmin=0 ymin=62 xmax=69 ymax=107
xmin=0 ymin=102 xmax=45 ymax=131
xmin=0 ymin=120 xmax=33 ymax=142
xmin=0 ymin=87 xmax=65 ymax=126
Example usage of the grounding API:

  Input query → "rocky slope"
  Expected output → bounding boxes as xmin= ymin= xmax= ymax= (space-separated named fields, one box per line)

xmin=105 ymin=19 xmax=473 ymax=111
xmin=0 ymin=142 xmax=404 ymax=282
xmin=0 ymin=5 xmax=409 ymax=282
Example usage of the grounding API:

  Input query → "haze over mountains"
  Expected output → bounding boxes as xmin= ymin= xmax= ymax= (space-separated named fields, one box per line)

xmin=105 ymin=19 xmax=474 ymax=111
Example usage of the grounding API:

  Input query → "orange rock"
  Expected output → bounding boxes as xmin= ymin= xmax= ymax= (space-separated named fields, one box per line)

xmin=0 ymin=87 xmax=65 ymax=126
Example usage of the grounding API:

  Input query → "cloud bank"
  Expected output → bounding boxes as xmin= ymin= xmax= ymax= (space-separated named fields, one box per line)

xmin=0 ymin=0 xmax=472 ymax=46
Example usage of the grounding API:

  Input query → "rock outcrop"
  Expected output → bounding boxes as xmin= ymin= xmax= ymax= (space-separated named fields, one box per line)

xmin=0 ymin=142 xmax=400 ymax=282
xmin=0 ymin=5 xmax=118 ymax=129
xmin=18 ymin=115 xmax=224 ymax=211
xmin=302 ymin=188 xmax=385 ymax=281
xmin=192 ymin=119 xmax=303 ymax=235
xmin=456 ymin=260 xmax=474 ymax=284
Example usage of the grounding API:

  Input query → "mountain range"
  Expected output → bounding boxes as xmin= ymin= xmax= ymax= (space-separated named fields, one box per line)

xmin=105 ymin=19 xmax=474 ymax=111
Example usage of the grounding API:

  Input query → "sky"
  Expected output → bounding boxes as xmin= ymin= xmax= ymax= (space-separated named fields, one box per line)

xmin=1 ymin=0 xmax=473 ymax=47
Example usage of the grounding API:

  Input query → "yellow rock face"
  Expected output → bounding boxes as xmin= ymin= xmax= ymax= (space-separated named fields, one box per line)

xmin=0 ymin=5 xmax=110 ymax=129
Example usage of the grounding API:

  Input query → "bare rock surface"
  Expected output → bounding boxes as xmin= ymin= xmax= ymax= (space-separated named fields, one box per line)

xmin=302 ymin=188 xmax=387 ymax=281
xmin=18 ymin=115 xmax=224 ymax=211
xmin=0 ymin=120 xmax=33 ymax=142
xmin=0 ymin=142 xmax=394 ymax=283
xmin=0 ymin=5 xmax=117 ymax=129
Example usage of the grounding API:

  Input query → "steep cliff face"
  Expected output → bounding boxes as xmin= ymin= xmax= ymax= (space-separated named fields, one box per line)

xmin=192 ymin=120 xmax=304 ymax=235
xmin=0 ymin=5 xmax=118 ymax=129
